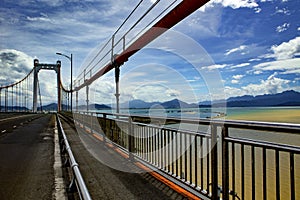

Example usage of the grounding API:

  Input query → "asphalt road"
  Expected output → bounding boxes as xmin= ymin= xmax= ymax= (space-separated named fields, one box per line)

xmin=0 ymin=114 xmax=55 ymax=200
xmin=0 ymin=113 xmax=43 ymax=137
xmin=60 ymin=115 xmax=188 ymax=200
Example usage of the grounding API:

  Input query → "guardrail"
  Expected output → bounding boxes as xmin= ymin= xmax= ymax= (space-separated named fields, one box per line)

xmin=56 ymin=114 xmax=92 ymax=200
xmin=73 ymin=111 xmax=300 ymax=200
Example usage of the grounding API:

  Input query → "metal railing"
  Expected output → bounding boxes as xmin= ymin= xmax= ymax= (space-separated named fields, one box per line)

xmin=73 ymin=111 xmax=300 ymax=200
xmin=56 ymin=114 xmax=92 ymax=200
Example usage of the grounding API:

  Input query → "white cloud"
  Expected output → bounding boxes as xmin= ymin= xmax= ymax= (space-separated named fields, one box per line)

xmin=270 ymin=36 xmax=300 ymax=60
xmin=88 ymin=77 xmax=115 ymax=105
xmin=38 ymin=70 xmax=58 ymax=103
xmin=0 ymin=49 xmax=33 ymax=85
xmin=233 ymin=74 xmax=244 ymax=79
xmin=26 ymin=13 xmax=51 ymax=22
xmin=0 ymin=49 xmax=61 ymax=105
xmin=254 ymin=70 xmax=263 ymax=74
xmin=202 ymin=64 xmax=229 ymax=70
xmin=224 ymin=73 xmax=291 ymax=97
xmin=231 ymin=79 xmax=239 ymax=84
xmin=298 ymin=27 xmax=300 ymax=31
xmin=225 ymin=45 xmax=247 ymax=56
xmin=231 ymin=74 xmax=244 ymax=84
xmin=166 ymin=89 xmax=181 ymax=98
xmin=249 ymin=58 xmax=261 ymax=62
xmin=252 ymin=58 xmax=300 ymax=74
xmin=99 ymin=63 xmax=203 ymax=104
xmin=241 ymin=73 xmax=290 ymax=95
xmin=231 ymin=62 xmax=250 ymax=68
xmin=275 ymin=7 xmax=290 ymax=15
xmin=276 ymin=22 xmax=290 ymax=33
xmin=200 ymin=0 xmax=259 ymax=12
xmin=224 ymin=86 xmax=246 ymax=97
xmin=254 ymin=7 xmax=262 ymax=13
xmin=178 ymin=6 xmax=223 ymax=39
xmin=0 ymin=0 xmax=137 ymax=76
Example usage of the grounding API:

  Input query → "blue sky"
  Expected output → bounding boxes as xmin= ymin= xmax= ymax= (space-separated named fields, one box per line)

xmin=0 ymin=0 xmax=299 ymax=105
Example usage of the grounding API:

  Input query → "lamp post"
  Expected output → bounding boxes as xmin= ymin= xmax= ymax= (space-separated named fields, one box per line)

xmin=56 ymin=52 xmax=73 ymax=112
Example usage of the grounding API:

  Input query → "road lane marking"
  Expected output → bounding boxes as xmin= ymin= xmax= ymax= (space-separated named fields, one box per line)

xmin=53 ymin=119 xmax=67 ymax=200
xmin=0 ymin=114 xmax=36 ymax=122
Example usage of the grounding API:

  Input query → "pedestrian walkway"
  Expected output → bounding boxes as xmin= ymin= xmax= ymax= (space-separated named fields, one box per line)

xmin=60 ymin=116 xmax=189 ymax=200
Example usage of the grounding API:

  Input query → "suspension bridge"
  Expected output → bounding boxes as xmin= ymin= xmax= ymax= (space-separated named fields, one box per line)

xmin=0 ymin=1 xmax=300 ymax=200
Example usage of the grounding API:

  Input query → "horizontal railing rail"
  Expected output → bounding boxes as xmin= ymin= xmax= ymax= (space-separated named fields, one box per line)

xmin=56 ymin=113 xmax=92 ymax=200
xmin=72 ymin=111 xmax=300 ymax=200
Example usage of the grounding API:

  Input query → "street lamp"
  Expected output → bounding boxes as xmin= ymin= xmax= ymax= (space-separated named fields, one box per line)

xmin=56 ymin=52 xmax=73 ymax=112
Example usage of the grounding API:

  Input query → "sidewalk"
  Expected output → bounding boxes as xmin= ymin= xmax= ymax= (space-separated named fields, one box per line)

xmin=60 ymin=116 xmax=188 ymax=200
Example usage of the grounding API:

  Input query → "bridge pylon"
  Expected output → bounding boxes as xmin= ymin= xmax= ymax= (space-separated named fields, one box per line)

xmin=33 ymin=59 xmax=61 ymax=112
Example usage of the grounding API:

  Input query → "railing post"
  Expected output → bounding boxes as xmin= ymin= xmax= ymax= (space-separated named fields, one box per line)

xmin=33 ymin=66 xmax=38 ymax=112
xmin=0 ymin=88 xmax=1 ymax=112
xmin=5 ymin=88 xmax=8 ymax=112
xmin=114 ymin=57 xmax=120 ymax=115
xmin=57 ymin=61 xmax=62 ymax=112
xmin=76 ymin=91 xmax=78 ymax=112
xmin=90 ymin=112 xmax=93 ymax=134
xmin=102 ymin=113 xmax=106 ymax=135
xmin=11 ymin=86 xmax=13 ymax=112
xmin=86 ymin=85 xmax=89 ymax=112
xmin=128 ymin=117 xmax=135 ymax=160
xmin=222 ymin=125 xmax=229 ymax=200
xmin=211 ymin=124 xmax=219 ymax=200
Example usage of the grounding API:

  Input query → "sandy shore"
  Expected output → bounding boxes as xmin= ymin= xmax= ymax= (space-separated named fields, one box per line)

xmin=226 ymin=108 xmax=300 ymax=124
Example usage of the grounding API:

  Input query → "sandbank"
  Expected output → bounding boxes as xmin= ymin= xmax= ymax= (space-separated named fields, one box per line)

xmin=226 ymin=108 xmax=300 ymax=124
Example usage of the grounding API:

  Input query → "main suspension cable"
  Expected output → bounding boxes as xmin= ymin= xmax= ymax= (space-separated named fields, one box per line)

xmin=37 ymin=76 xmax=43 ymax=112
xmin=83 ymin=0 xmax=145 ymax=72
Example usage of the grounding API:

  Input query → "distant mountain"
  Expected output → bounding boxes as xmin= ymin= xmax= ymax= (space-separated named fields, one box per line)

xmin=126 ymin=99 xmax=160 ymax=109
xmin=37 ymin=90 xmax=300 ymax=111
xmin=77 ymin=104 xmax=111 ymax=110
xmin=199 ymin=99 xmax=226 ymax=107
xmin=0 ymin=106 xmax=28 ymax=111
xmin=38 ymin=103 xmax=71 ymax=111
xmin=115 ymin=99 xmax=162 ymax=109
xmin=117 ymin=98 xmax=198 ymax=109
xmin=230 ymin=90 xmax=300 ymax=107
xmin=94 ymin=104 xmax=111 ymax=110
xmin=227 ymin=95 xmax=254 ymax=102
xmin=39 ymin=103 xmax=111 ymax=111
xmin=200 ymin=90 xmax=300 ymax=107
xmin=39 ymin=103 xmax=59 ymax=111
xmin=160 ymin=99 xmax=198 ymax=109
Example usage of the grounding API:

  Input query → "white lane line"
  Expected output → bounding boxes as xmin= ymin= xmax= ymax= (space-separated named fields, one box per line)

xmin=0 ymin=114 xmax=36 ymax=122
xmin=53 ymin=119 xmax=67 ymax=200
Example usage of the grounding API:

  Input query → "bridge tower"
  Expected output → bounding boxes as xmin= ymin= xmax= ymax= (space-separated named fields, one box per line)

xmin=33 ymin=59 xmax=61 ymax=112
